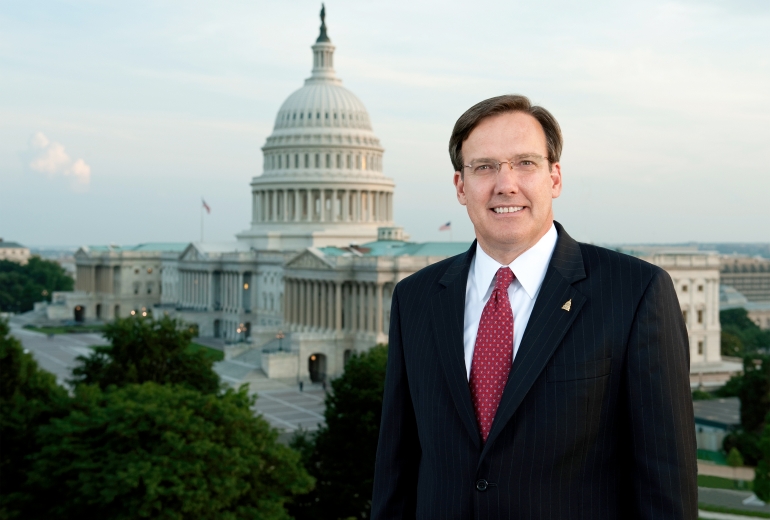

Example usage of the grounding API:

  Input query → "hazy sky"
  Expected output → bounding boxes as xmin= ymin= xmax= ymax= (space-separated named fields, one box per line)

xmin=1 ymin=0 xmax=769 ymax=247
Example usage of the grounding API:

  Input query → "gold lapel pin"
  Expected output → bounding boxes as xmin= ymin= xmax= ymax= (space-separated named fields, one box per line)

xmin=561 ymin=299 xmax=572 ymax=312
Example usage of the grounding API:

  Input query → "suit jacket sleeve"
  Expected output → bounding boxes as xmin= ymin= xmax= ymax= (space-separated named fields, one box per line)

xmin=625 ymin=268 xmax=698 ymax=519
xmin=371 ymin=284 xmax=420 ymax=520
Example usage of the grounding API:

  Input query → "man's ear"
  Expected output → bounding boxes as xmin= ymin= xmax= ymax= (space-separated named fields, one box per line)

xmin=453 ymin=171 xmax=467 ymax=206
xmin=550 ymin=162 xmax=562 ymax=199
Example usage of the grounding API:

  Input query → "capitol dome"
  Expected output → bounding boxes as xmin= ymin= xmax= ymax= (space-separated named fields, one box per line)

xmin=237 ymin=8 xmax=396 ymax=251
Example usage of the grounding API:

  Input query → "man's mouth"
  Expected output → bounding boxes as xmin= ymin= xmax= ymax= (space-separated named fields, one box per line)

xmin=492 ymin=206 xmax=524 ymax=214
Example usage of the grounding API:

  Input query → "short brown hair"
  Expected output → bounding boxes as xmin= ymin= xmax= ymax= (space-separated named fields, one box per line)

xmin=448 ymin=94 xmax=563 ymax=173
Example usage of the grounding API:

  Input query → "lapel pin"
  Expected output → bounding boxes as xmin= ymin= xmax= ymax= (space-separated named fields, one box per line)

xmin=561 ymin=299 xmax=572 ymax=312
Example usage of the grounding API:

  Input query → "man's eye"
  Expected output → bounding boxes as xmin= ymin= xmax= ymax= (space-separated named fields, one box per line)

xmin=475 ymin=164 xmax=493 ymax=171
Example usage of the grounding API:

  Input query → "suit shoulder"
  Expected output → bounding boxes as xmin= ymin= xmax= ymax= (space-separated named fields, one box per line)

xmin=577 ymin=242 xmax=668 ymax=283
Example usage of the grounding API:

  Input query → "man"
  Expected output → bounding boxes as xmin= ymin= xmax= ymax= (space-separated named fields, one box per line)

xmin=372 ymin=95 xmax=697 ymax=519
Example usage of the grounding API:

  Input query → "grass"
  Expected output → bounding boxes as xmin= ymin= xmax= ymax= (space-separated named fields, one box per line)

xmin=188 ymin=342 xmax=224 ymax=362
xmin=699 ymin=474 xmax=753 ymax=491
xmin=25 ymin=324 xmax=105 ymax=335
xmin=699 ymin=503 xmax=770 ymax=518
xmin=81 ymin=342 xmax=224 ymax=362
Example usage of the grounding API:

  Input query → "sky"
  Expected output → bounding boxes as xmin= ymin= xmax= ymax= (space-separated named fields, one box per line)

xmin=1 ymin=0 xmax=769 ymax=248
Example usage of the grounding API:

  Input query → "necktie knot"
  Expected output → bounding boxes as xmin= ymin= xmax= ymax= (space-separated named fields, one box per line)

xmin=495 ymin=267 xmax=514 ymax=291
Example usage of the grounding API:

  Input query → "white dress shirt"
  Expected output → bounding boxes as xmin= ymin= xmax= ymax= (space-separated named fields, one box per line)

xmin=463 ymin=223 xmax=558 ymax=379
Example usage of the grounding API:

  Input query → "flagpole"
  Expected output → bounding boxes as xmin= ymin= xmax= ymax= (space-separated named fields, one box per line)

xmin=200 ymin=200 xmax=204 ymax=243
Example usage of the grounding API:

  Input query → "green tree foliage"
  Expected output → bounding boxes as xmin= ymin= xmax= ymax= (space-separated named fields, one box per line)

xmin=727 ymin=447 xmax=744 ymax=468
xmin=738 ymin=355 xmax=770 ymax=435
xmin=754 ymin=423 xmax=770 ymax=501
xmin=70 ymin=315 xmax=219 ymax=394
xmin=692 ymin=389 xmax=714 ymax=400
xmin=21 ymin=382 xmax=314 ymax=520
xmin=289 ymin=344 xmax=388 ymax=520
xmin=721 ymin=355 xmax=770 ymax=466
xmin=0 ymin=257 xmax=73 ymax=313
xmin=0 ymin=319 xmax=69 ymax=518
xmin=721 ymin=308 xmax=770 ymax=353
xmin=721 ymin=331 xmax=744 ymax=358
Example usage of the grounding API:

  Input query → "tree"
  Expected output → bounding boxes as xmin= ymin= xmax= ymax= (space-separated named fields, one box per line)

xmin=0 ymin=319 xmax=69 ymax=518
xmin=20 ymin=382 xmax=314 ymax=520
xmin=70 ymin=315 xmax=219 ymax=394
xmin=727 ymin=447 xmax=744 ymax=468
xmin=0 ymin=257 xmax=73 ymax=313
xmin=721 ymin=308 xmax=770 ymax=353
xmin=721 ymin=331 xmax=744 ymax=358
xmin=738 ymin=355 xmax=770 ymax=435
xmin=289 ymin=344 xmax=388 ymax=520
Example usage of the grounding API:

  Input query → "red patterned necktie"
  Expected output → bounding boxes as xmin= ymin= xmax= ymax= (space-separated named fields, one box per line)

xmin=469 ymin=266 xmax=514 ymax=443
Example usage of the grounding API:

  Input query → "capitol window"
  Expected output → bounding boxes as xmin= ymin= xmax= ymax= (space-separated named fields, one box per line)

xmin=316 ymin=112 xmax=320 ymax=119
xmin=295 ymin=154 xmax=299 ymax=168
xmin=347 ymin=154 xmax=351 ymax=168
xmin=334 ymin=112 xmax=337 ymax=119
xmin=278 ymin=155 xmax=282 ymax=168
xmin=300 ymin=112 xmax=303 ymax=119
xmin=315 ymin=154 xmax=320 ymax=168
xmin=293 ymin=113 xmax=296 ymax=120
xmin=325 ymin=112 xmax=329 ymax=119
xmin=305 ymin=154 xmax=309 ymax=168
xmin=326 ymin=154 xmax=331 ymax=168
xmin=337 ymin=154 xmax=341 ymax=168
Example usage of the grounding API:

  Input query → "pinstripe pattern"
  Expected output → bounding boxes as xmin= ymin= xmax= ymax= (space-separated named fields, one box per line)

xmin=372 ymin=222 xmax=697 ymax=520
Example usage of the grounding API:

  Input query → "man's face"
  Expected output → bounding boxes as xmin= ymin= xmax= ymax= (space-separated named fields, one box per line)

xmin=453 ymin=111 xmax=562 ymax=259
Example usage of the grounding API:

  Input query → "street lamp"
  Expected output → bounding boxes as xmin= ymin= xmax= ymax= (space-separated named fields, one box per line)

xmin=276 ymin=330 xmax=285 ymax=351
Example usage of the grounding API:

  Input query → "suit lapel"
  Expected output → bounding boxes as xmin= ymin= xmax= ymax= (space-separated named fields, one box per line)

xmin=480 ymin=223 xmax=587 ymax=460
xmin=431 ymin=243 xmax=481 ymax=449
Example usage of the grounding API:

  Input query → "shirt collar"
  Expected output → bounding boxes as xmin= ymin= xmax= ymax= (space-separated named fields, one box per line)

xmin=473 ymin=223 xmax=558 ymax=301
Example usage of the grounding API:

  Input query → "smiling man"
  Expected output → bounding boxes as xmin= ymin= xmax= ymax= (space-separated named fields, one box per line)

xmin=372 ymin=95 xmax=697 ymax=519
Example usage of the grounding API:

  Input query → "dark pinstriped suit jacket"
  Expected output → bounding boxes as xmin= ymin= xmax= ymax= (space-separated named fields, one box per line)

xmin=372 ymin=222 xmax=697 ymax=520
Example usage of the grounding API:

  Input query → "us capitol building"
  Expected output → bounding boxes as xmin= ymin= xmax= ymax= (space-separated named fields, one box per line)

xmin=45 ymin=12 xmax=739 ymax=386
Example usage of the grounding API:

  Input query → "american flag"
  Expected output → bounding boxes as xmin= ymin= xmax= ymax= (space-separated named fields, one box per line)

xmin=202 ymin=199 xmax=211 ymax=214
xmin=438 ymin=221 xmax=451 ymax=231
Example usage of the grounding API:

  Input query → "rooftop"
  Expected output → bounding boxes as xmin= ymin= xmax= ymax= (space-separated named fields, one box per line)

xmin=693 ymin=397 xmax=740 ymax=429
xmin=0 ymin=241 xmax=26 ymax=249
xmin=87 ymin=242 xmax=189 ymax=253
xmin=319 ymin=240 xmax=471 ymax=258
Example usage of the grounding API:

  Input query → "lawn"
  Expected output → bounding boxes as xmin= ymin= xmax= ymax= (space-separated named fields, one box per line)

xmin=188 ymin=342 xmax=224 ymax=362
xmin=25 ymin=324 xmax=105 ymax=335
xmin=698 ymin=474 xmax=752 ymax=491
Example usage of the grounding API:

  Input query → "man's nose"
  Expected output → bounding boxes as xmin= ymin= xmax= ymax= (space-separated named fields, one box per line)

xmin=495 ymin=163 xmax=519 ymax=193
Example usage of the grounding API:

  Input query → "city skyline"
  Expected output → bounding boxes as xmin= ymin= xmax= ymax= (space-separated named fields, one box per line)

xmin=2 ymin=0 xmax=769 ymax=247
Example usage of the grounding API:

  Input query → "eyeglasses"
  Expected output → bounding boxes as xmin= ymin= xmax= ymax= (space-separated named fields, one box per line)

xmin=463 ymin=154 xmax=549 ymax=176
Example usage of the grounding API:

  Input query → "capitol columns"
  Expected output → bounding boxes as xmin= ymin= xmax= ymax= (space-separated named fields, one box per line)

xmin=342 ymin=189 xmax=350 ymax=222
xmin=335 ymin=281 xmax=342 ymax=333
xmin=294 ymin=190 xmax=300 ymax=222
xmin=376 ymin=282 xmax=383 ymax=335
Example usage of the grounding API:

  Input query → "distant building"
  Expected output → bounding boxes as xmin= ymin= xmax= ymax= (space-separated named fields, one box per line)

xmin=46 ymin=243 xmax=187 ymax=322
xmin=720 ymin=256 xmax=770 ymax=302
xmin=692 ymin=397 xmax=740 ymax=452
xmin=721 ymin=285 xmax=770 ymax=330
xmin=0 ymin=239 xmax=31 ymax=265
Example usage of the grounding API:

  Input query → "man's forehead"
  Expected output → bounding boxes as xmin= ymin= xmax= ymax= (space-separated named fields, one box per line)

xmin=463 ymin=111 xmax=547 ymax=156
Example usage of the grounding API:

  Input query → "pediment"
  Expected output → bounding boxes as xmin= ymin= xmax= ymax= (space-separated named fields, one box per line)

xmin=286 ymin=249 xmax=333 ymax=270
xmin=180 ymin=243 xmax=204 ymax=262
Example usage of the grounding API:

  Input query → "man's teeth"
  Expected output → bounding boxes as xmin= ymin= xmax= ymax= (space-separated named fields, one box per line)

xmin=493 ymin=207 xmax=524 ymax=214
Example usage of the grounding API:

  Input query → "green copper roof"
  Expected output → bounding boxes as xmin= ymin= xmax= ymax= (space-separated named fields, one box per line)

xmin=319 ymin=240 xmax=470 ymax=258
